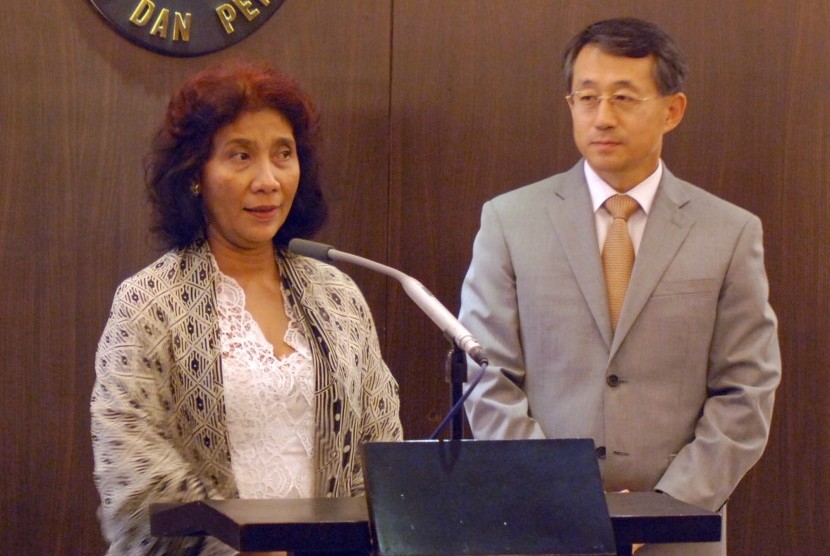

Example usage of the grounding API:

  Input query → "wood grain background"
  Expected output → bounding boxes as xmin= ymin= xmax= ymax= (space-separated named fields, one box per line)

xmin=1 ymin=1 xmax=826 ymax=553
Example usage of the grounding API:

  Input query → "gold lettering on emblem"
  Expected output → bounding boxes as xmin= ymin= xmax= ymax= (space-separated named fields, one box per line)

xmin=150 ymin=8 xmax=171 ymax=38
xmin=173 ymin=12 xmax=192 ymax=42
xmin=129 ymin=0 xmax=155 ymax=26
xmin=216 ymin=5 xmax=238 ymax=34
xmin=233 ymin=0 xmax=260 ymax=22
xmin=116 ymin=0 xmax=277 ymax=51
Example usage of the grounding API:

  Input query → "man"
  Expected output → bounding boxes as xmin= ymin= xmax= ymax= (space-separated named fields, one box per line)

xmin=460 ymin=18 xmax=781 ymax=555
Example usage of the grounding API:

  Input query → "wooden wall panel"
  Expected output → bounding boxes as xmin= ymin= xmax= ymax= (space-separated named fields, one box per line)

xmin=389 ymin=1 xmax=828 ymax=555
xmin=388 ymin=1 xmax=580 ymax=440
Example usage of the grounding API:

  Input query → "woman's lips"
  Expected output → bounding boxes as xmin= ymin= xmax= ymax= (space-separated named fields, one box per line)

xmin=245 ymin=206 xmax=279 ymax=219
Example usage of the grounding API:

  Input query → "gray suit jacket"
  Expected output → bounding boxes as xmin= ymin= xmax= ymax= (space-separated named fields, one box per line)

xmin=460 ymin=162 xmax=780 ymax=554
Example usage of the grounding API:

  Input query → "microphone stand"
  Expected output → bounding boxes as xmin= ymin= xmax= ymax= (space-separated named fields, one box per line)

xmin=445 ymin=345 xmax=468 ymax=439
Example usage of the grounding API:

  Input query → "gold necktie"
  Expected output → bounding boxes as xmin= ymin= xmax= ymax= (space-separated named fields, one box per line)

xmin=602 ymin=194 xmax=640 ymax=332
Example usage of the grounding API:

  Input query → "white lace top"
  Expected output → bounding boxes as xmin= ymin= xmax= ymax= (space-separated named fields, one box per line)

xmin=215 ymin=270 xmax=315 ymax=500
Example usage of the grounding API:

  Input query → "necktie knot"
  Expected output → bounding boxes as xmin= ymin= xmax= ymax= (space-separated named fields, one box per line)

xmin=604 ymin=194 xmax=639 ymax=221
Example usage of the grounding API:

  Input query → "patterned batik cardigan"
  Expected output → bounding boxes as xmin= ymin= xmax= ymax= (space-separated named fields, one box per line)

xmin=91 ymin=241 xmax=403 ymax=555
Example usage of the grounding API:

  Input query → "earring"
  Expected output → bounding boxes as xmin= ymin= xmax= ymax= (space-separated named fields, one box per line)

xmin=190 ymin=182 xmax=202 ymax=196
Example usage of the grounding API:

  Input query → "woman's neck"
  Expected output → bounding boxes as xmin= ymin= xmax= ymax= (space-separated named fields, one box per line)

xmin=207 ymin=237 xmax=280 ymax=285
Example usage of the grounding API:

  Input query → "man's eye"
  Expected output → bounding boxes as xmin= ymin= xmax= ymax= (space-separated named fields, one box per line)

xmin=578 ymin=94 xmax=598 ymax=103
xmin=613 ymin=94 xmax=636 ymax=104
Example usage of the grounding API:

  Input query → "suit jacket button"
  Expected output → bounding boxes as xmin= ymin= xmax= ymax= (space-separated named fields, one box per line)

xmin=606 ymin=374 xmax=620 ymax=387
xmin=596 ymin=446 xmax=607 ymax=459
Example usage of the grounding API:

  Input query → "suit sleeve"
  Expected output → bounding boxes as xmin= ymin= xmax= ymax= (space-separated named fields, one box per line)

xmin=654 ymin=215 xmax=781 ymax=511
xmin=460 ymin=201 xmax=546 ymax=440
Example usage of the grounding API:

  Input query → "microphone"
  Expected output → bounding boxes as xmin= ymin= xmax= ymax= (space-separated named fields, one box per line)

xmin=289 ymin=238 xmax=489 ymax=367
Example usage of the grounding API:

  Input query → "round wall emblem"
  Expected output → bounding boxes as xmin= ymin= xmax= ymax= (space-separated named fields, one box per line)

xmin=90 ymin=0 xmax=287 ymax=57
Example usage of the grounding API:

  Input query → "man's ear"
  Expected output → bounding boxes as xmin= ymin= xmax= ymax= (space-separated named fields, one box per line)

xmin=663 ymin=92 xmax=687 ymax=133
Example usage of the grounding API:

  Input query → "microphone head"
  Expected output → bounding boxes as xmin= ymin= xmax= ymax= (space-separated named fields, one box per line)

xmin=288 ymin=238 xmax=335 ymax=262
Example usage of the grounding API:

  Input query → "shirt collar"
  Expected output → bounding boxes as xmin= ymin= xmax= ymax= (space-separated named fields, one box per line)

xmin=584 ymin=160 xmax=662 ymax=215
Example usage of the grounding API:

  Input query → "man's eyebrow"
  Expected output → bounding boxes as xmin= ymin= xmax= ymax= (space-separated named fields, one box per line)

xmin=574 ymin=79 xmax=641 ymax=90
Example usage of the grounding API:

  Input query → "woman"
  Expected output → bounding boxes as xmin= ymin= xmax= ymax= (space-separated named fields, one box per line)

xmin=91 ymin=61 xmax=403 ymax=555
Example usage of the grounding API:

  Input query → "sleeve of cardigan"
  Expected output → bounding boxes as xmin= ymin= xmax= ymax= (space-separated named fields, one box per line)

xmin=348 ymin=282 xmax=403 ymax=497
xmin=357 ymin=295 xmax=404 ymax=444
xmin=90 ymin=282 xmax=218 ymax=555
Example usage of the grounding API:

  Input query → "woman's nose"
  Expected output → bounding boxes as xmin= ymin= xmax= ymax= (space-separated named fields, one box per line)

xmin=251 ymin=160 xmax=280 ymax=192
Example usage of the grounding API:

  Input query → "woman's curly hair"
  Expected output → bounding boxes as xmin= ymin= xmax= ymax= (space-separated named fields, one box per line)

xmin=146 ymin=60 xmax=328 ymax=249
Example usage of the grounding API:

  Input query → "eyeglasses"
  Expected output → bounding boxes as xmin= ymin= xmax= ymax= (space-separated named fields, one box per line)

xmin=566 ymin=91 xmax=657 ymax=113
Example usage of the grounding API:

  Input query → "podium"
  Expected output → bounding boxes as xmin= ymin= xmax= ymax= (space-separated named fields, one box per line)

xmin=151 ymin=493 xmax=719 ymax=555
xmin=361 ymin=439 xmax=616 ymax=555
xmin=151 ymin=440 xmax=721 ymax=555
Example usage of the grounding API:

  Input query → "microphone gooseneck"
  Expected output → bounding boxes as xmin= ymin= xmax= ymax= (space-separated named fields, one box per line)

xmin=288 ymin=238 xmax=489 ymax=367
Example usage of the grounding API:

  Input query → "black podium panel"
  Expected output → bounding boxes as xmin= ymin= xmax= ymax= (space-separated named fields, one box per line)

xmin=151 ymin=497 xmax=370 ymax=553
xmin=150 ymin=493 xmax=721 ymax=554
xmin=361 ymin=439 xmax=616 ymax=556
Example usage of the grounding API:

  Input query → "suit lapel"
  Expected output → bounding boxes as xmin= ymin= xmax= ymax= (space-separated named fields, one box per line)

xmin=611 ymin=171 xmax=694 ymax=356
xmin=547 ymin=164 xmax=613 ymax=349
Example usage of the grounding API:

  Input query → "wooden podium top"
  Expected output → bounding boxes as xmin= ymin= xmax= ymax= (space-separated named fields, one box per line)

xmin=151 ymin=492 xmax=720 ymax=554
